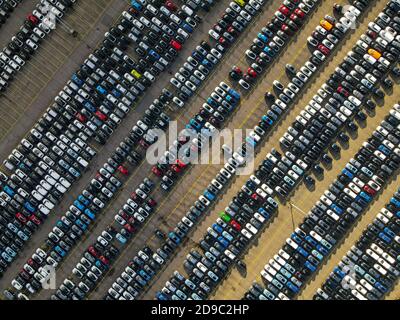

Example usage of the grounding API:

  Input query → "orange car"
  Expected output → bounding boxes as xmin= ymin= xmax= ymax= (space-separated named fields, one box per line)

xmin=368 ymin=48 xmax=382 ymax=59
xmin=320 ymin=19 xmax=333 ymax=31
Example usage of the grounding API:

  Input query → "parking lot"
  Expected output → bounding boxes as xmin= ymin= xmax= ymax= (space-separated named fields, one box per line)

xmin=1 ymin=0 xmax=400 ymax=301
xmin=0 ymin=0 xmax=125 ymax=153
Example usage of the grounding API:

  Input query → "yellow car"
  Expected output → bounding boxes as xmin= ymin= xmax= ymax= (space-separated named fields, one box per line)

xmin=368 ymin=48 xmax=381 ymax=59
xmin=130 ymin=69 xmax=142 ymax=79
xmin=320 ymin=19 xmax=333 ymax=31
xmin=235 ymin=0 xmax=245 ymax=7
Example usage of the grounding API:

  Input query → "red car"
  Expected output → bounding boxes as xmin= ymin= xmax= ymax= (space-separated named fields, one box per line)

xmin=363 ymin=185 xmax=376 ymax=196
xmin=232 ymin=65 xmax=242 ymax=75
xmin=279 ymin=5 xmax=290 ymax=16
xmin=95 ymin=110 xmax=107 ymax=121
xmin=230 ymin=220 xmax=242 ymax=231
xmin=118 ymin=165 xmax=129 ymax=175
xmin=247 ymin=67 xmax=257 ymax=78
xmin=99 ymin=255 xmax=109 ymax=265
xmin=227 ymin=26 xmax=236 ymax=35
xmin=88 ymin=246 xmax=99 ymax=258
xmin=171 ymin=165 xmax=181 ymax=173
xmin=27 ymin=14 xmax=39 ymax=25
xmin=29 ymin=215 xmax=41 ymax=225
xmin=170 ymin=39 xmax=182 ymax=51
xmin=27 ymin=258 xmax=39 ymax=269
xmin=129 ymin=7 xmax=139 ymax=16
xmin=147 ymin=198 xmax=157 ymax=207
xmin=76 ymin=113 xmax=87 ymax=123
xmin=281 ymin=24 xmax=292 ymax=35
xmin=337 ymin=86 xmax=349 ymax=97
xmin=176 ymin=159 xmax=186 ymax=168
xmin=139 ymin=139 xmax=150 ymax=149
xmin=152 ymin=166 xmax=163 ymax=176
xmin=294 ymin=8 xmax=305 ymax=19
xmin=165 ymin=0 xmax=177 ymax=11
xmin=16 ymin=213 xmax=27 ymax=224
xmin=124 ymin=224 xmax=135 ymax=233
xmin=318 ymin=44 xmax=330 ymax=55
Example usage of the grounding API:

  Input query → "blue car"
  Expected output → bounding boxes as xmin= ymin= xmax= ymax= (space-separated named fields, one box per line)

xmin=201 ymin=58 xmax=213 ymax=69
xmin=258 ymin=207 xmax=270 ymax=219
xmin=181 ymin=22 xmax=193 ymax=33
xmin=116 ymin=233 xmax=127 ymax=244
xmin=342 ymin=168 xmax=354 ymax=179
xmin=96 ymin=85 xmax=107 ymax=95
xmin=189 ymin=118 xmax=203 ymax=130
xmin=54 ymin=246 xmax=67 ymax=257
xmin=84 ymin=208 xmax=96 ymax=220
xmin=228 ymin=88 xmax=241 ymax=100
xmin=131 ymin=0 xmax=142 ymax=11
xmin=378 ymin=144 xmax=390 ymax=155
xmin=305 ymin=260 xmax=316 ymax=272
xmin=390 ymin=197 xmax=400 ymax=207
xmin=168 ymin=232 xmax=181 ymax=244
xmin=75 ymin=219 xmax=88 ymax=231
xmin=78 ymin=195 xmax=90 ymax=206
xmin=217 ymin=236 xmax=229 ymax=248
xmin=225 ymin=94 xmax=237 ymax=106
xmin=3 ymin=185 xmax=15 ymax=197
xmin=384 ymin=227 xmax=396 ymax=238
xmin=286 ymin=281 xmax=300 ymax=293
xmin=257 ymin=33 xmax=268 ymax=42
xmin=212 ymin=223 xmax=223 ymax=234
xmin=207 ymin=97 xmax=218 ymax=108
xmin=317 ymin=244 xmax=329 ymax=256
xmin=24 ymin=202 xmax=36 ymax=213
xmin=263 ymin=46 xmax=275 ymax=57
xmin=261 ymin=115 xmax=274 ymax=126
xmin=56 ymin=220 xmax=69 ymax=232
xmin=71 ymin=73 xmax=83 ymax=86
xmin=204 ymin=190 xmax=216 ymax=201
xmin=305 ymin=235 xmax=317 ymax=247
xmin=84 ymin=101 xmax=96 ymax=113
xmin=331 ymin=203 xmax=344 ymax=215
xmin=297 ymin=246 xmax=309 ymax=258
xmin=246 ymin=137 xmax=257 ymax=147
xmin=156 ymin=292 xmax=168 ymax=300
xmin=112 ymin=88 xmax=122 ymax=98
xmin=139 ymin=270 xmax=151 ymax=282
xmin=148 ymin=49 xmax=160 ymax=61
xmin=359 ymin=191 xmax=372 ymax=203
xmin=291 ymin=233 xmax=302 ymax=245
xmin=74 ymin=200 xmax=86 ymax=211
xmin=333 ymin=267 xmax=346 ymax=279
xmin=374 ymin=281 xmax=387 ymax=293
xmin=378 ymin=232 xmax=392 ymax=243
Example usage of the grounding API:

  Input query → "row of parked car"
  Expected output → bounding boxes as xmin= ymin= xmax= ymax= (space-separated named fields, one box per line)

xmin=272 ymin=8 xmax=400 ymax=202
xmin=155 ymin=81 xmax=241 ymax=193
xmin=0 ymin=0 xmax=22 ymax=27
xmin=104 ymin=0 xmax=356 ymax=300
xmin=246 ymin=103 xmax=400 ymax=300
xmin=14 ymin=0 xmax=232 ymax=301
xmin=155 ymin=147 xmax=284 ymax=300
xmin=1 ymin=0 xmax=156 ymax=280
xmin=2 ymin=0 xmax=206 ymax=298
xmin=233 ymin=0 xmax=319 ymax=89
xmin=99 ymin=0 xmax=271 ymax=300
xmin=315 ymin=184 xmax=400 ymax=300
xmin=0 ymin=0 xmax=76 ymax=92
xmin=48 ymin=176 xmax=157 ymax=300
xmin=155 ymin=0 xmax=396 ymax=298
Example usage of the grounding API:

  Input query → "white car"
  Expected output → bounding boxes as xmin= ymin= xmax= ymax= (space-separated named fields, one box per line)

xmin=208 ymin=29 xmax=220 ymax=40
